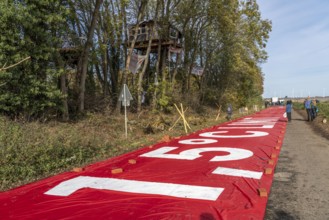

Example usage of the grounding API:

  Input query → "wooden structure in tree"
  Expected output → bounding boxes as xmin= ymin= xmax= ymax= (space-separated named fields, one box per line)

xmin=127 ymin=20 xmax=183 ymax=52
xmin=59 ymin=47 xmax=81 ymax=66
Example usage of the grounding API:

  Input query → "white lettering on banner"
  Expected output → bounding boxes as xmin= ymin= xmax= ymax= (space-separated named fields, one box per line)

xmin=212 ymin=167 xmax=263 ymax=179
xmin=217 ymin=117 xmax=279 ymax=129
xmin=217 ymin=125 xmax=274 ymax=129
xmin=230 ymin=121 xmax=273 ymax=124
xmin=179 ymin=139 xmax=218 ymax=145
xmin=231 ymin=120 xmax=277 ymax=124
xmin=140 ymin=147 xmax=253 ymax=162
xmin=45 ymin=176 xmax=224 ymax=201
xmin=140 ymin=147 xmax=196 ymax=160
xmin=40 ymin=114 xmax=283 ymax=203
xmin=243 ymin=117 xmax=279 ymax=121
xmin=199 ymin=131 xmax=268 ymax=138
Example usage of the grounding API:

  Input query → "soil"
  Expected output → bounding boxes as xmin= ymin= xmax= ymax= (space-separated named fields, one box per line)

xmin=265 ymin=109 xmax=329 ymax=220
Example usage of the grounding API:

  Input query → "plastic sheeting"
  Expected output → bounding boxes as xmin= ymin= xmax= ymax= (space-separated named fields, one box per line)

xmin=0 ymin=107 xmax=287 ymax=219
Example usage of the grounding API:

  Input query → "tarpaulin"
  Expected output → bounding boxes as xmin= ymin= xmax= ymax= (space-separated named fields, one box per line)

xmin=0 ymin=107 xmax=287 ymax=220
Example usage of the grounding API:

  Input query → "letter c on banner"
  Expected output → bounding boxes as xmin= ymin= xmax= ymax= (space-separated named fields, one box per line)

xmin=199 ymin=131 xmax=268 ymax=138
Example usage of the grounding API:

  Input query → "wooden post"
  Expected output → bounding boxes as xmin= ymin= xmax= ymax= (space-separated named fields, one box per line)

xmin=215 ymin=104 xmax=222 ymax=121
xmin=173 ymin=103 xmax=191 ymax=134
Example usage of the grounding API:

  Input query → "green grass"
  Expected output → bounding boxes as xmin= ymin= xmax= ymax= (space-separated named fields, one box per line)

xmin=318 ymin=102 xmax=329 ymax=118
xmin=293 ymin=101 xmax=329 ymax=118
xmin=0 ymin=117 xmax=105 ymax=190
xmin=0 ymin=114 xmax=163 ymax=190
xmin=292 ymin=101 xmax=304 ymax=110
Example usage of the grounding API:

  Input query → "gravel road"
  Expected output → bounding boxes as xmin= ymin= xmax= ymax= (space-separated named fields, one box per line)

xmin=265 ymin=109 xmax=329 ymax=220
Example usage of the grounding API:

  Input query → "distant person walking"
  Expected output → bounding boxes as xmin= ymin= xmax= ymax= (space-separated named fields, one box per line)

xmin=286 ymin=100 xmax=293 ymax=122
xmin=226 ymin=104 xmax=233 ymax=121
xmin=311 ymin=99 xmax=318 ymax=120
xmin=304 ymin=97 xmax=312 ymax=121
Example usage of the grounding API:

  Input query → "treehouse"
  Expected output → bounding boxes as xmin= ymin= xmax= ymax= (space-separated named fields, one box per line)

xmin=127 ymin=20 xmax=183 ymax=52
xmin=59 ymin=47 xmax=81 ymax=66
xmin=58 ymin=37 xmax=86 ymax=66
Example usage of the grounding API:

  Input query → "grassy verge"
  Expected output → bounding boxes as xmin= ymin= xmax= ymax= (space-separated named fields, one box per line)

xmin=318 ymin=102 xmax=329 ymax=118
xmin=1 ymin=107 xmax=247 ymax=191
xmin=293 ymin=101 xmax=329 ymax=118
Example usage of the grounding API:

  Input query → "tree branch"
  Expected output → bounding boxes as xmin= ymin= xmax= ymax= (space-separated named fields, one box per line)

xmin=0 ymin=56 xmax=31 ymax=72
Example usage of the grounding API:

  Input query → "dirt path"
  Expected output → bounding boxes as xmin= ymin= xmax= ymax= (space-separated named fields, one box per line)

xmin=265 ymin=109 xmax=329 ymax=220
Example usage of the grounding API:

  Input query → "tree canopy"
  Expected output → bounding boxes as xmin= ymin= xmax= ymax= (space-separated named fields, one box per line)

xmin=0 ymin=0 xmax=271 ymax=120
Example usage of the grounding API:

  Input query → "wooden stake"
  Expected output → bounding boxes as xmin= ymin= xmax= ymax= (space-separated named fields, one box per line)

xmin=215 ymin=104 xmax=222 ymax=121
xmin=180 ymin=103 xmax=187 ymax=133
xmin=169 ymin=107 xmax=188 ymax=131
xmin=173 ymin=103 xmax=191 ymax=134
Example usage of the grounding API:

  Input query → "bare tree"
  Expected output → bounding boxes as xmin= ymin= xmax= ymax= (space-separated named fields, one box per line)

xmin=78 ymin=0 xmax=103 ymax=113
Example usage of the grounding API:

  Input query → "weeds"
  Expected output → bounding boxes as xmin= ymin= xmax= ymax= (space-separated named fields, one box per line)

xmin=318 ymin=102 xmax=329 ymax=118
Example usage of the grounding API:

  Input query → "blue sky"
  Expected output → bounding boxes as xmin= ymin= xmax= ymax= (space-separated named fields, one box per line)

xmin=257 ymin=0 xmax=329 ymax=98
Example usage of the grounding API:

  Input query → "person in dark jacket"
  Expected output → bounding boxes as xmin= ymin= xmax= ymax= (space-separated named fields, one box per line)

xmin=286 ymin=100 xmax=292 ymax=122
xmin=311 ymin=99 xmax=318 ymax=120
xmin=226 ymin=104 xmax=233 ymax=121
xmin=304 ymin=97 xmax=312 ymax=121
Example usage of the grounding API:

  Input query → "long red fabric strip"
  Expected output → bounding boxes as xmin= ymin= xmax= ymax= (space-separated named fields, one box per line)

xmin=0 ymin=106 xmax=286 ymax=220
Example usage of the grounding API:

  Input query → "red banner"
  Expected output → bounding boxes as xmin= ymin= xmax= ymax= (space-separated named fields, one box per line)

xmin=0 ymin=107 xmax=287 ymax=219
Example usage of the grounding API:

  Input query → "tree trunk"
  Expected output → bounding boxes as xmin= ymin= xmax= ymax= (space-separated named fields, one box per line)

xmin=171 ymin=52 xmax=181 ymax=90
xmin=161 ymin=47 xmax=167 ymax=102
xmin=137 ymin=29 xmax=153 ymax=112
xmin=78 ymin=0 xmax=103 ymax=113
xmin=116 ymin=0 xmax=147 ymax=112
xmin=60 ymin=72 xmax=69 ymax=121
xmin=137 ymin=1 xmax=159 ymax=112
xmin=96 ymin=19 xmax=109 ymax=97
xmin=54 ymin=49 xmax=69 ymax=121
xmin=152 ymin=41 xmax=162 ymax=110
xmin=123 ymin=0 xmax=147 ymax=85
